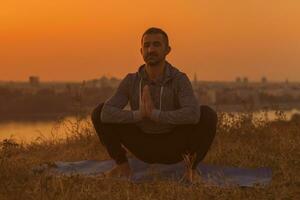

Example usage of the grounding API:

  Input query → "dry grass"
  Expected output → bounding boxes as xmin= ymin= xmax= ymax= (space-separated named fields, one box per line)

xmin=0 ymin=111 xmax=299 ymax=200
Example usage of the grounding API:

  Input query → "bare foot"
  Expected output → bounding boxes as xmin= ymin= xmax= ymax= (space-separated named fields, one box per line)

xmin=181 ymin=169 xmax=201 ymax=183
xmin=104 ymin=162 xmax=132 ymax=179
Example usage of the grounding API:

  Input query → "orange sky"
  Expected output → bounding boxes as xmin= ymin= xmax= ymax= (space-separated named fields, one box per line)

xmin=1 ymin=0 xmax=300 ymax=82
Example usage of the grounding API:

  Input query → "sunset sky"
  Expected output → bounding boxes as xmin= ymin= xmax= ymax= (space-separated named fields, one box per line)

xmin=1 ymin=0 xmax=300 ymax=82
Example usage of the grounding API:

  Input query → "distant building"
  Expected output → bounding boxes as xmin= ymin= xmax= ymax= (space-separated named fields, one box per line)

xmin=29 ymin=76 xmax=40 ymax=86
xmin=110 ymin=77 xmax=121 ymax=88
xmin=285 ymin=78 xmax=289 ymax=84
xmin=207 ymin=89 xmax=217 ymax=104
xmin=84 ymin=76 xmax=121 ymax=88
xmin=99 ymin=76 xmax=110 ymax=88
xmin=261 ymin=76 xmax=267 ymax=84
xmin=235 ymin=77 xmax=241 ymax=83
xmin=197 ymin=88 xmax=217 ymax=105
xmin=193 ymin=73 xmax=198 ymax=89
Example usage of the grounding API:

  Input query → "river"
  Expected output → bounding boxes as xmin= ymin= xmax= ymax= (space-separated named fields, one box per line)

xmin=0 ymin=109 xmax=299 ymax=143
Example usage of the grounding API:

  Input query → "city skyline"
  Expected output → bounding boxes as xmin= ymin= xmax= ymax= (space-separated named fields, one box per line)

xmin=0 ymin=73 xmax=297 ymax=84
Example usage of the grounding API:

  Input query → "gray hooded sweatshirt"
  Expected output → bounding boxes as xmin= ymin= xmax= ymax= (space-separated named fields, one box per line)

xmin=100 ymin=61 xmax=200 ymax=134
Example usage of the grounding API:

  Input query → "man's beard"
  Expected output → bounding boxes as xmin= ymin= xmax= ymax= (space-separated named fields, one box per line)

xmin=147 ymin=60 xmax=160 ymax=66
xmin=144 ymin=55 xmax=164 ymax=66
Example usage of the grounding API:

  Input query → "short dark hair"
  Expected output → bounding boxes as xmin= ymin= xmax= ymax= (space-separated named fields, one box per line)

xmin=141 ymin=27 xmax=169 ymax=47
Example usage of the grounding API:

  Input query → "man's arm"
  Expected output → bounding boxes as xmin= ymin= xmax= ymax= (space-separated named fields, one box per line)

xmin=150 ymin=74 xmax=200 ymax=124
xmin=100 ymin=74 xmax=142 ymax=123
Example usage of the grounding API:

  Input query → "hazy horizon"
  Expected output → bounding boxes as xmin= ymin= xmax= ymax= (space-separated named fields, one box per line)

xmin=0 ymin=74 xmax=297 ymax=83
xmin=1 ymin=0 xmax=300 ymax=82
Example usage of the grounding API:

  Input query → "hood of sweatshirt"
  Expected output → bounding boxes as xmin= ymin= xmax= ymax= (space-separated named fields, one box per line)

xmin=136 ymin=61 xmax=181 ymax=110
xmin=137 ymin=61 xmax=181 ymax=86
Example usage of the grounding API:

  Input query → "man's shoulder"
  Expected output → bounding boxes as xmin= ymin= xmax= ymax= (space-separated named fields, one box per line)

xmin=167 ymin=63 xmax=190 ymax=82
xmin=171 ymin=70 xmax=190 ymax=83
xmin=119 ymin=72 xmax=139 ymax=86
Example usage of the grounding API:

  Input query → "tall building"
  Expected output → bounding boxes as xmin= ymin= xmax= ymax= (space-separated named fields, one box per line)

xmin=29 ymin=76 xmax=40 ymax=86
xmin=193 ymin=73 xmax=198 ymax=89
xmin=236 ymin=77 xmax=241 ymax=83
xmin=261 ymin=76 xmax=267 ymax=84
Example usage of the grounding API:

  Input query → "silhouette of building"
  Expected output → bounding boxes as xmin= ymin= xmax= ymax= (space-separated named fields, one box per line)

xmin=29 ymin=76 xmax=40 ymax=86
xmin=261 ymin=76 xmax=267 ymax=84
xmin=193 ymin=73 xmax=198 ymax=89
xmin=236 ymin=77 xmax=241 ymax=83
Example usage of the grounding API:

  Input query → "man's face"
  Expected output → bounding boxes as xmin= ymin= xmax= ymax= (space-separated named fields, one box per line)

xmin=140 ymin=33 xmax=170 ymax=66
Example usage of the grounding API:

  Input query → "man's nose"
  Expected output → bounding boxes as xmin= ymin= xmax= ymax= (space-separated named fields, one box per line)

xmin=148 ymin=44 xmax=156 ymax=52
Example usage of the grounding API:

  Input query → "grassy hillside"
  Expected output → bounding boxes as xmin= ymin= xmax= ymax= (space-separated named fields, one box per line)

xmin=0 ymin=112 xmax=299 ymax=199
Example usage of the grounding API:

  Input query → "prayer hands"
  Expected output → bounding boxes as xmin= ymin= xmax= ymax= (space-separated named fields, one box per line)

xmin=141 ymin=85 xmax=154 ymax=119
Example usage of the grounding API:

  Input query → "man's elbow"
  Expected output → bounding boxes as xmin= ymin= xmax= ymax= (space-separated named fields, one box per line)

xmin=188 ymin=106 xmax=200 ymax=124
xmin=100 ymin=109 xmax=107 ymax=123
xmin=100 ymin=105 xmax=111 ymax=123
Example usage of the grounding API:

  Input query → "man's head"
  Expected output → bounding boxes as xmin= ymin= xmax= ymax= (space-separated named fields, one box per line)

xmin=140 ymin=27 xmax=171 ymax=66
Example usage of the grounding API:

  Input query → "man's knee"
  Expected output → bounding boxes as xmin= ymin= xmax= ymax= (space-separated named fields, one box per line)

xmin=199 ymin=105 xmax=218 ymax=127
xmin=91 ymin=102 xmax=105 ymax=125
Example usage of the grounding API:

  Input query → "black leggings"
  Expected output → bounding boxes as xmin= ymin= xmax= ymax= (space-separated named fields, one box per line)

xmin=91 ymin=103 xmax=217 ymax=169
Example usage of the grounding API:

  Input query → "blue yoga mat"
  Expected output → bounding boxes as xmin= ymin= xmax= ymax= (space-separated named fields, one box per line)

xmin=41 ymin=158 xmax=272 ymax=187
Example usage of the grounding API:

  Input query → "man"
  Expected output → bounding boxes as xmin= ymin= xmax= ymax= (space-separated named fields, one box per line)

xmin=91 ymin=27 xmax=217 ymax=181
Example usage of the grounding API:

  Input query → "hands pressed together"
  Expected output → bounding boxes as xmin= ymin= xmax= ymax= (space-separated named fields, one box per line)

xmin=140 ymin=85 xmax=155 ymax=119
